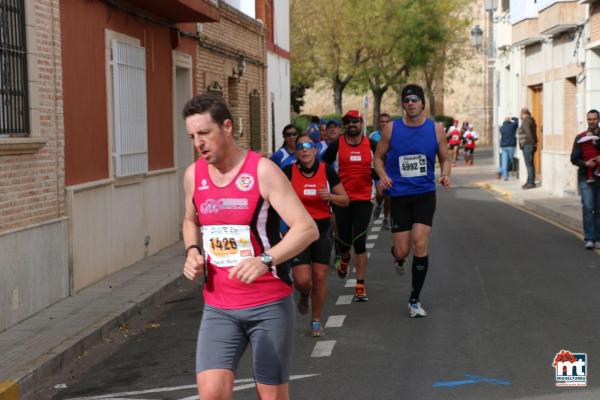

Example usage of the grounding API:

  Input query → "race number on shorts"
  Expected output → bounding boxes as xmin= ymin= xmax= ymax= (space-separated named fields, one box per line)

xmin=399 ymin=154 xmax=427 ymax=178
xmin=202 ymin=225 xmax=254 ymax=267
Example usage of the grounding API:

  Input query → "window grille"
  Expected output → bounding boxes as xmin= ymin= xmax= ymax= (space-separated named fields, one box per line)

xmin=111 ymin=39 xmax=148 ymax=177
xmin=0 ymin=0 xmax=29 ymax=136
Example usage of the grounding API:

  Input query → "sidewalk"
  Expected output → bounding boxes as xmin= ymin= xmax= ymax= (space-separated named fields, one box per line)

xmin=0 ymin=172 xmax=586 ymax=400
xmin=476 ymin=176 xmax=583 ymax=237
xmin=0 ymin=242 xmax=187 ymax=400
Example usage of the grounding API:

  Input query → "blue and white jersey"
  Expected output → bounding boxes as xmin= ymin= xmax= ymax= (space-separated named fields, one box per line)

xmin=270 ymin=147 xmax=297 ymax=170
xmin=385 ymin=118 xmax=438 ymax=197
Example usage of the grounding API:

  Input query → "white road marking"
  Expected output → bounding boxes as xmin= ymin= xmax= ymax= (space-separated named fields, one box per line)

xmin=366 ymin=242 xmax=375 ymax=249
xmin=325 ymin=315 xmax=346 ymax=328
xmin=367 ymin=252 xmax=371 ymax=258
xmin=336 ymin=295 xmax=354 ymax=305
xmin=311 ymin=340 xmax=336 ymax=357
xmin=371 ymin=226 xmax=382 ymax=232
xmin=345 ymin=279 xmax=357 ymax=287
xmin=373 ymin=219 xmax=382 ymax=225
xmin=66 ymin=375 xmax=319 ymax=400
xmin=368 ymin=234 xmax=378 ymax=240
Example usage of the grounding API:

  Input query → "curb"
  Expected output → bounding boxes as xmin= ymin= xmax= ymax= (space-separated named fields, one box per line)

xmin=477 ymin=181 xmax=582 ymax=237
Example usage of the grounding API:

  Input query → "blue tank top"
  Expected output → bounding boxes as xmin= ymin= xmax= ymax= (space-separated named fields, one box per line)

xmin=385 ymin=118 xmax=438 ymax=196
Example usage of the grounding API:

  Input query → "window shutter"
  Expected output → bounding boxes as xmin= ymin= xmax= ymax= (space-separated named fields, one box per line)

xmin=111 ymin=39 xmax=148 ymax=177
xmin=250 ymin=89 xmax=261 ymax=151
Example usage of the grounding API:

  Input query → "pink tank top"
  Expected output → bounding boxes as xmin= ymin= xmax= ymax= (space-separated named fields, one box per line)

xmin=193 ymin=151 xmax=292 ymax=309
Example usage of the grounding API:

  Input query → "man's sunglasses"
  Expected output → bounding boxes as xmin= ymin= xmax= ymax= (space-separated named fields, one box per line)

xmin=296 ymin=142 xmax=316 ymax=151
xmin=343 ymin=117 xmax=361 ymax=124
xmin=403 ymin=95 xmax=421 ymax=104
xmin=284 ymin=131 xmax=298 ymax=137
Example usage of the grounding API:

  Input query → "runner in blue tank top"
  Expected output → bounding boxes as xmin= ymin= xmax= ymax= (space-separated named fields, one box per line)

xmin=374 ymin=84 xmax=451 ymax=318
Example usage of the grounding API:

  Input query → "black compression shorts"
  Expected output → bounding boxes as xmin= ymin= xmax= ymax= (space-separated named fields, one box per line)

xmin=390 ymin=191 xmax=436 ymax=232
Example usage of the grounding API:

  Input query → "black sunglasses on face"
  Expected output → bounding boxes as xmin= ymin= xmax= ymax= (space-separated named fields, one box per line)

xmin=343 ymin=118 xmax=361 ymax=125
xmin=403 ymin=96 xmax=421 ymax=104
xmin=284 ymin=131 xmax=298 ymax=138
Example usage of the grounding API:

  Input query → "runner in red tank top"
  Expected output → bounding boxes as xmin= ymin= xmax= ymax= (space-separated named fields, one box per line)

xmin=283 ymin=133 xmax=348 ymax=337
xmin=181 ymin=94 xmax=318 ymax=400
xmin=322 ymin=109 xmax=378 ymax=302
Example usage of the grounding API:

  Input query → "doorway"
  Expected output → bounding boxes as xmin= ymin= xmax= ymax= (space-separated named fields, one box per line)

xmin=529 ymin=85 xmax=543 ymax=180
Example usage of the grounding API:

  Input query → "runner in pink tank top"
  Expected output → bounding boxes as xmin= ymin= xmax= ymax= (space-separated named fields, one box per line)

xmin=181 ymin=94 xmax=318 ymax=400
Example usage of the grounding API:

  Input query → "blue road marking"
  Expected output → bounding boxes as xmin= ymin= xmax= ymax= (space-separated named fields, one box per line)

xmin=433 ymin=374 xmax=511 ymax=388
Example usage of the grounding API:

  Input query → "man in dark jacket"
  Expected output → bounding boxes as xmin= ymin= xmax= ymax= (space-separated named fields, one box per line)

xmin=497 ymin=117 xmax=518 ymax=180
xmin=570 ymin=109 xmax=600 ymax=249
xmin=518 ymin=108 xmax=537 ymax=189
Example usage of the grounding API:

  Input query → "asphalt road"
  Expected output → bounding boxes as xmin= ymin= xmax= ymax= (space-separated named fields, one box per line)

xmin=33 ymin=149 xmax=600 ymax=400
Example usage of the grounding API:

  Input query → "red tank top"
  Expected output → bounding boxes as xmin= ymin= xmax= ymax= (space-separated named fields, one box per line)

xmin=193 ymin=151 xmax=292 ymax=309
xmin=338 ymin=136 xmax=373 ymax=201
xmin=290 ymin=162 xmax=331 ymax=220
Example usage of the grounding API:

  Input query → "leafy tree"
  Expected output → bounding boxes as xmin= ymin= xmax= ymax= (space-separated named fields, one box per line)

xmin=290 ymin=0 xmax=371 ymax=114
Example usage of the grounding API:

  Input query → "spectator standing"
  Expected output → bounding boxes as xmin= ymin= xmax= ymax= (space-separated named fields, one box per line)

xmin=497 ymin=117 xmax=519 ymax=180
xmin=518 ymin=107 xmax=538 ymax=189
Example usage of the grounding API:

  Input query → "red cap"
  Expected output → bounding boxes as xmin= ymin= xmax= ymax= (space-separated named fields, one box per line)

xmin=342 ymin=109 xmax=362 ymax=122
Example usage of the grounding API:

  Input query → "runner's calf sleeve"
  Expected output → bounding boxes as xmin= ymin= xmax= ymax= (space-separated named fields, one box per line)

xmin=409 ymin=255 xmax=429 ymax=304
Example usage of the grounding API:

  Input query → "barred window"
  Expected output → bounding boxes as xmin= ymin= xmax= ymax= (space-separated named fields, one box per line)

xmin=0 ymin=0 xmax=29 ymax=137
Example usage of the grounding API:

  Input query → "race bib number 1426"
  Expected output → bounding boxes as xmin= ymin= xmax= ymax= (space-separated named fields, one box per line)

xmin=202 ymin=225 xmax=254 ymax=267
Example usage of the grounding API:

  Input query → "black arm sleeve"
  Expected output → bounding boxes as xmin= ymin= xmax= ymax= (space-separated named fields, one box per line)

xmin=570 ymin=136 xmax=586 ymax=169
xmin=321 ymin=139 xmax=339 ymax=165
xmin=282 ymin=164 xmax=293 ymax=180
xmin=369 ymin=138 xmax=380 ymax=180
xmin=325 ymin=164 xmax=341 ymax=187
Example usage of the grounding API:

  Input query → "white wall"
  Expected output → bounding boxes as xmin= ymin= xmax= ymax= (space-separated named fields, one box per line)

xmin=267 ymin=0 xmax=291 ymax=153
xmin=0 ymin=219 xmax=69 ymax=331
xmin=67 ymin=172 xmax=179 ymax=292
xmin=510 ymin=0 xmax=538 ymax=24
xmin=274 ymin=0 xmax=290 ymax=51
xmin=223 ymin=0 xmax=255 ymax=18
xmin=268 ymin=53 xmax=291 ymax=153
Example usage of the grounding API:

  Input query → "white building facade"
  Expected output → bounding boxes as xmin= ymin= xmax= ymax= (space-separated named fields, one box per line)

xmin=493 ymin=0 xmax=589 ymax=197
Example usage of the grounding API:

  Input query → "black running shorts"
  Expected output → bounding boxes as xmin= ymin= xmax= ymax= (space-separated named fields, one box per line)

xmin=291 ymin=219 xmax=332 ymax=266
xmin=390 ymin=191 xmax=436 ymax=232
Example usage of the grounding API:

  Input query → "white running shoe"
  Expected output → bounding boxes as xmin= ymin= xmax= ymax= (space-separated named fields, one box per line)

xmin=408 ymin=302 xmax=427 ymax=318
xmin=585 ymin=240 xmax=594 ymax=250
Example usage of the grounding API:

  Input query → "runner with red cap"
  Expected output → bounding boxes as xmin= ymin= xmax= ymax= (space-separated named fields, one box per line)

xmin=322 ymin=109 xmax=378 ymax=302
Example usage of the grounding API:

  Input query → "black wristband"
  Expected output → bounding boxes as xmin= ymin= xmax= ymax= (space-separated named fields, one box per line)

xmin=185 ymin=245 xmax=201 ymax=257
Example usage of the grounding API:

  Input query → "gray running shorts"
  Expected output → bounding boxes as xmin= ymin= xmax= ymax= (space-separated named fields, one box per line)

xmin=196 ymin=295 xmax=294 ymax=385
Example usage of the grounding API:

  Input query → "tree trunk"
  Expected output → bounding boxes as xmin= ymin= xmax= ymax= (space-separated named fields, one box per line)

xmin=332 ymin=75 xmax=352 ymax=115
xmin=371 ymin=86 xmax=388 ymax=127
xmin=426 ymin=87 xmax=436 ymax=117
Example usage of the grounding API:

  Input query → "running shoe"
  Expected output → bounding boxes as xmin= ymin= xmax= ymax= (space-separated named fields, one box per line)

xmin=390 ymin=247 xmax=406 ymax=275
xmin=353 ymin=283 xmax=369 ymax=302
xmin=595 ymin=242 xmax=600 ymax=249
xmin=373 ymin=204 xmax=382 ymax=219
xmin=311 ymin=320 xmax=324 ymax=337
xmin=585 ymin=240 xmax=594 ymax=250
xmin=408 ymin=302 xmax=427 ymax=318
xmin=337 ymin=258 xmax=349 ymax=278
xmin=297 ymin=290 xmax=310 ymax=315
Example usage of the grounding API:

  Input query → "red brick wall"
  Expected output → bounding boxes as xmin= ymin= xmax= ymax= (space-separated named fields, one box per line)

xmin=195 ymin=3 xmax=267 ymax=152
xmin=0 ymin=0 xmax=65 ymax=232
